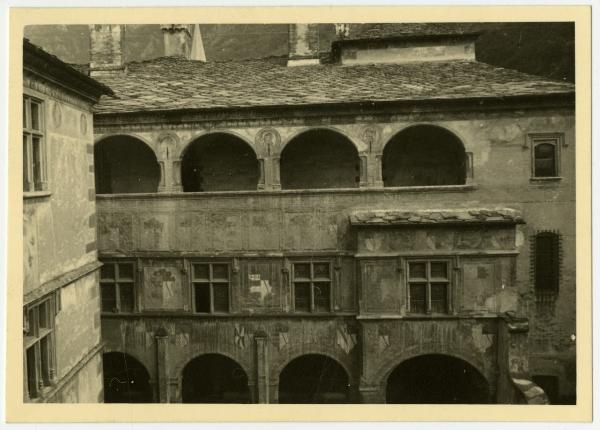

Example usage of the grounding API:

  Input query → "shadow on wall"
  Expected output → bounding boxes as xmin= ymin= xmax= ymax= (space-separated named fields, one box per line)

xmin=95 ymin=136 xmax=161 ymax=194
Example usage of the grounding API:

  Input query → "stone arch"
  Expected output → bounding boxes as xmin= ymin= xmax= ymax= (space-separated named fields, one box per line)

xmin=103 ymin=351 xmax=154 ymax=403
xmin=279 ymin=126 xmax=362 ymax=154
xmin=384 ymin=353 xmax=491 ymax=404
xmin=373 ymin=349 xmax=488 ymax=389
xmin=180 ymin=353 xmax=252 ymax=403
xmin=179 ymin=130 xmax=258 ymax=160
xmin=277 ymin=353 xmax=351 ymax=404
xmin=381 ymin=123 xmax=467 ymax=187
xmin=94 ymin=134 xmax=161 ymax=193
xmin=273 ymin=346 xmax=353 ymax=383
xmin=279 ymin=127 xmax=361 ymax=189
xmin=180 ymin=132 xmax=260 ymax=192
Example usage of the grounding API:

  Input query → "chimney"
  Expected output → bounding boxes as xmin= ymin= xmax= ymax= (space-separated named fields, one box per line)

xmin=287 ymin=24 xmax=320 ymax=67
xmin=89 ymin=25 xmax=124 ymax=77
xmin=161 ymin=24 xmax=192 ymax=58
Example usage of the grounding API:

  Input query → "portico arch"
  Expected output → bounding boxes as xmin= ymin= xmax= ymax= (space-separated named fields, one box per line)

xmin=382 ymin=124 xmax=467 ymax=187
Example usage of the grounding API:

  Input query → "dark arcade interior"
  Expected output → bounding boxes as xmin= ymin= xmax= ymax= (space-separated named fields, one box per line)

xmin=382 ymin=125 xmax=467 ymax=187
xmin=386 ymin=354 xmax=490 ymax=404
xmin=181 ymin=133 xmax=260 ymax=192
xmin=103 ymin=352 xmax=153 ymax=403
xmin=280 ymin=130 xmax=360 ymax=190
xmin=181 ymin=354 xmax=251 ymax=403
xmin=94 ymin=136 xmax=161 ymax=194
xmin=278 ymin=354 xmax=350 ymax=403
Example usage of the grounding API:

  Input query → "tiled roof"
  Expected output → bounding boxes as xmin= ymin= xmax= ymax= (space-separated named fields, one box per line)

xmin=341 ymin=23 xmax=484 ymax=41
xmin=349 ymin=208 xmax=524 ymax=226
xmin=94 ymin=56 xmax=574 ymax=114
xmin=24 ymin=39 xmax=113 ymax=99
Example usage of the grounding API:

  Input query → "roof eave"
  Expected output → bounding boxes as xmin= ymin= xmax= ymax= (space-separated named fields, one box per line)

xmin=93 ymin=91 xmax=575 ymax=120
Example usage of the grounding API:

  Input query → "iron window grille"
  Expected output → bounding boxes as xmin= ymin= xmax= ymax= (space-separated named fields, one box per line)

xmin=407 ymin=260 xmax=451 ymax=314
xmin=23 ymin=96 xmax=47 ymax=193
xmin=191 ymin=263 xmax=230 ymax=313
xmin=24 ymin=295 xmax=56 ymax=400
xmin=533 ymin=231 xmax=561 ymax=313
xmin=292 ymin=261 xmax=332 ymax=313
xmin=100 ymin=261 xmax=136 ymax=313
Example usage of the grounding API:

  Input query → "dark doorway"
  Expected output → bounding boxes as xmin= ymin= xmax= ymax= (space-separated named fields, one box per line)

xmin=103 ymin=352 xmax=153 ymax=403
xmin=181 ymin=134 xmax=259 ymax=192
xmin=532 ymin=375 xmax=559 ymax=404
xmin=278 ymin=354 xmax=349 ymax=403
xmin=94 ymin=136 xmax=161 ymax=194
xmin=280 ymin=130 xmax=360 ymax=189
xmin=383 ymin=125 xmax=466 ymax=187
xmin=386 ymin=354 xmax=490 ymax=404
xmin=181 ymin=354 xmax=250 ymax=403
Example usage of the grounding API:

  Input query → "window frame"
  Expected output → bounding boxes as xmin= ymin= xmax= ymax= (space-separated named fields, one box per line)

xmin=99 ymin=260 xmax=138 ymax=314
xmin=291 ymin=260 xmax=333 ymax=313
xmin=191 ymin=261 xmax=232 ymax=314
xmin=405 ymin=258 xmax=452 ymax=315
xmin=23 ymin=95 xmax=48 ymax=195
xmin=528 ymin=133 xmax=563 ymax=180
xmin=23 ymin=294 xmax=57 ymax=400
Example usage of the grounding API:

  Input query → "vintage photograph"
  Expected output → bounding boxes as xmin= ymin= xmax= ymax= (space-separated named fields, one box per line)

xmin=19 ymin=19 xmax=576 ymax=407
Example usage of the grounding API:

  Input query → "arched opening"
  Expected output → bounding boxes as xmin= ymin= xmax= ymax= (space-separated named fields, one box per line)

xmin=103 ymin=352 xmax=153 ymax=403
xmin=94 ymin=136 xmax=161 ymax=194
xmin=382 ymin=125 xmax=466 ymax=187
xmin=280 ymin=130 xmax=360 ymax=189
xmin=386 ymin=354 xmax=490 ymax=404
xmin=278 ymin=354 xmax=349 ymax=403
xmin=181 ymin=133 xmax=259 ymax=192
xmin=181 ymin=354 xmax=250 ymax=403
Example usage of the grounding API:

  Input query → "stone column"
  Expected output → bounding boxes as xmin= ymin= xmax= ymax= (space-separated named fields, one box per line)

xmin=254 ymin=331 xmax=270 ymax=403
xmin=155 ymin=327 xmax=170 ymax=403
xmin=359 ymin=385 xmax=385 ymax=403
xmin=271 ymin=157 xmax=282 ymax=190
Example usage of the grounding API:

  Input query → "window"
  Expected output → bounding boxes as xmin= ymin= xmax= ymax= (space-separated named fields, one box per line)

xmin=292 ymin=262 xmax=331 ymax=312
xmin=534 ymin=231 xmax=560 ymax=311
xmin=24 ymin=296 xmax=56 ymax=400
xmin=407 ymin=261 xmax=450 ymax=314
xmin=192 ymin=263 xmax=230 ymax=313
xmin=100 ymin=261 xmax=136 ymax=313
xmin=529 ymin=133 xmax=563 ymax=178
xmin=23 ymin=96 xmax=47 ymax=193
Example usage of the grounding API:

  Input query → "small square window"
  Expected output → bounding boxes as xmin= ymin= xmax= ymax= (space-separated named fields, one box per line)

xmin=407 ymin=260 xmax=451 ymax=315
xmin=529 ymin=133 xmax=563 ymax=179
xmin=99 ymin=261 xmax=136 ymax=313
xmin=192 ymin=262 xmax=231 ymax=314
xmin=292 ymin=262 xmax=332 ymax=313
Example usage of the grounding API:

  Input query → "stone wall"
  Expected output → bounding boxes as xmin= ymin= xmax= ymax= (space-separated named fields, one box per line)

xmin=95 ymin=106 xmax=576 ymax=402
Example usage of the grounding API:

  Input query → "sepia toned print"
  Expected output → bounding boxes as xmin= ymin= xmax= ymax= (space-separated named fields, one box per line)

xmin=21 ymin=22 xmax=575 ymax=406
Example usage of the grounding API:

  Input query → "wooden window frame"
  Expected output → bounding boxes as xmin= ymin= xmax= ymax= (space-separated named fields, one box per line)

xmin=291 ymin=260 xmax=333 ymax=313
xmin=23 ymin=295 xmax=57 ymax=400
xmin=528 ymin=133 xmax=563 ymax=180
xmin=191 ymin=262 xmax=231 ymax=314
xmin=99 ymin=260 xmax=137 ymax=314
xmin=406 ymin=259 xmax=452 ymax=315
xmin=23 ymin=95 xmax=48 ymax=195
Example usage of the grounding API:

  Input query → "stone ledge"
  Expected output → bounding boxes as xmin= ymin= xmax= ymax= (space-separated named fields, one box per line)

xmin=350 ymin=207 xmax=524 ymax=226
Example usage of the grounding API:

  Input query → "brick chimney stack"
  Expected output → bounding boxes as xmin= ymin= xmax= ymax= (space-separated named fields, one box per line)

xmin=89 ymin=25 xmax=124 ymax=77
xmin=161 ymin=24 xmax=192 ymax=58
xmin=287 ymin=24 xmax=320 ymax=67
